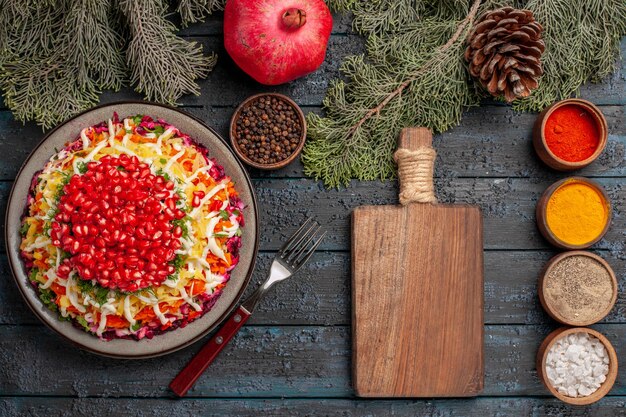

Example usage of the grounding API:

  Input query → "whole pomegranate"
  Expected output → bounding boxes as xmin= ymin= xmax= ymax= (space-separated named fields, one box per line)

xmin=224 ymin=0 xmax=333 ymax=85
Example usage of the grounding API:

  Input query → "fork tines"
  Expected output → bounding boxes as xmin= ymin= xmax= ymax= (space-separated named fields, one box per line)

xmin=279 ymin=218 xmax=326 ymax=269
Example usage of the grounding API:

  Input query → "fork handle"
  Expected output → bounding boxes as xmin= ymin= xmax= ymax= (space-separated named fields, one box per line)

xmin=169 ymin=305 xmax=251 ymax=397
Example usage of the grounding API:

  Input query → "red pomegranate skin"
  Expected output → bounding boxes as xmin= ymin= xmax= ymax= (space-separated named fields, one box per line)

xmin=224 ymin=0 xmax=333 ymax=85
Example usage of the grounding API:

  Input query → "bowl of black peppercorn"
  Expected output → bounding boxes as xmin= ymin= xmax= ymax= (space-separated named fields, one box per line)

xmin=230 ymin=93 xmax=306 ymax=170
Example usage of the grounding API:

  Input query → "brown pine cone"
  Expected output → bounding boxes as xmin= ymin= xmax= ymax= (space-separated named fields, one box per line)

xmin=464 ymin=7 xmax=545 ymax=102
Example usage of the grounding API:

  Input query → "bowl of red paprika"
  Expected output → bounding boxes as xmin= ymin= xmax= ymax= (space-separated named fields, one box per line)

xmin=533 ymin=98 xmax=608 ymax=171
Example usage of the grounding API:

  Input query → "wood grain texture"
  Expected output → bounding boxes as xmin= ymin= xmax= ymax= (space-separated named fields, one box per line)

xmin=2 ymin=397 xmax=626 ymax=417
xmin=1 ymin=324 xmax=626 ymax=397
xmin=352 ymin=129 xmax=483 ymax=397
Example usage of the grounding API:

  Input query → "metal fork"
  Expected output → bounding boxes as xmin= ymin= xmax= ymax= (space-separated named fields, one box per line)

xmin=170 ymin=218 xmax=326 ymax=397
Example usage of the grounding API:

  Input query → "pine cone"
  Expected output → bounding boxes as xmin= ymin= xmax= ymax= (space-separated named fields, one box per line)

xmin=464 ymin=7 xmax=545 ymax=102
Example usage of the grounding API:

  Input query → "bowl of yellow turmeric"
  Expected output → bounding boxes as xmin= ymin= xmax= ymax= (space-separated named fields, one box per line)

xmin=536 ymin=177 xmax=612 ymax=250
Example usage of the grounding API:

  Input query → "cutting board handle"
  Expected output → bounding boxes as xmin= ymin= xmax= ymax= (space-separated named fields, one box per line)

xmin=394 ymin=128 xmax=437 ymax=205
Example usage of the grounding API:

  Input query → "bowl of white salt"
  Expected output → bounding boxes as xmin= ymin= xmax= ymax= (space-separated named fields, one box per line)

xmin=537 ymin=327 xmax=618 ymax=405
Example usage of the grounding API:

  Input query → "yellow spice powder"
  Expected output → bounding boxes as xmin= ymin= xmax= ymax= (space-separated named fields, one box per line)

xmin=546 ymin=181 xmax=608 ymax=246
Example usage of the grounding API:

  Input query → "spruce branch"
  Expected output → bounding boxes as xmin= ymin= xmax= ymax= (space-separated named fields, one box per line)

xmin=119 ymin=0 xmax=217 ymax=105
xmin=305 ymin=0 xmax=626 ymax=187
xmin=303 ymin=0 xmax=483 ymax=187
xmin=514 ymin=0 xmax=626 ymax=111
xmin=0 ymin=0 xmax=123 ymax=128
xmin=177 ymin=0 xmax=224 ymax=27
xmin=0 ymin=0 xmax=219 ymax=128
xmin=61 ymin=0 xmax=126 ymax=91
xmin=348 ymin=0 xmax=481 ymax=136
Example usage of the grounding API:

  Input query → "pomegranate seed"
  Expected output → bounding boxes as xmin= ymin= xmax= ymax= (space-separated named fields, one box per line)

xmin=165 ymin=198 xmax=176 ymax=211
xmin=50 ymin=154 xmax=191 ymax=291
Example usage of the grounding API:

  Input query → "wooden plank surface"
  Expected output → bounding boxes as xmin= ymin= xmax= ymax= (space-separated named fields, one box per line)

xmin=0 ymin=324 xmax=626 ymax=397
xmin=2 ymin=397 xmax=626 ymax=417
xmin=0 ymin=10 xmax=623 ymax=415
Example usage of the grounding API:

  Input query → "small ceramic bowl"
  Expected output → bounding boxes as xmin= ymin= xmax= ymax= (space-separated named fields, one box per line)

xmin=536 ymin=177 xmax=611 ymax=250
xmin=533 ymin=98 xmax=608 ymax=171
xmin=538 ymin=251 xmax=617 ymax=326
xmin=537 ymin=327 xmax=618 ymax=405
xmin=230 ymin=93 xmax=307 ymax=170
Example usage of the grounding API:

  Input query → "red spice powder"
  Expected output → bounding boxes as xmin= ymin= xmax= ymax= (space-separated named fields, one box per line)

xmin=544 ymin=104 xmax=600 ymax=162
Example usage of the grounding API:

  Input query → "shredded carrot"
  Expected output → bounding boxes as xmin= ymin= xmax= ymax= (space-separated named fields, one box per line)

xmin=67 ymin=306 xmax=80 ymax=315
xmin=187 ymin=310 xmax=202 ymax=320
xmin=34 ymin=259 xmax=48 ymax=269
xmin=161 ymin=299 xmax=184 ymax=313
xmin=183 ymin=160 xmax=194 ymax=171
xmin=186 ymin=279 xmax=206 ymax=296
xmin=135 ymin=307 xmax=156 ymax=321
xmin=51 ymin=282 xmax=66 ymax=295
xmin=106 ymin=315 xmax=130 ymax=329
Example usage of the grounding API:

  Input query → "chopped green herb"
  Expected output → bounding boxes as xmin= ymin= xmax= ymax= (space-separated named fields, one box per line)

xmin=167 ymin=274 xmax=178 ymax=281
xmin=126 ymin=129 xmax=132 ymax=134
xmin=76 ymin=316 xmax=90 ymax=331
xmin=59 ymin=314 xmax=72 ymax=322
xmin=116 ymin=166 xmax=125 ymax=171
xmin=20 ymin=222 xmax=30 ymax=237
xmin=76 ymin=278 xmax=95 ymax=293
xmin=94 ymin=286 xmax=110 ymax=305
xmin=159 ymin=158 xmax=167 ymax=165
xmin=153 ymin=125 xmax=165 ymax=136
xmin=42 ymin=222 xmax=51 ymax=236
xmin=77 ymin=161 xmax=88 ymax=174
xmin=39 ymin=288 xmax=57 ymax=312
xmin=235 ymin=229 xmax=242 ymax=237
xmin=155 ymin=168 xmax=171 ymax=181
xmin=213 ymin=232 xmax=229 ymax=238
xmin=29 ymin=268 xmax=40 ymax=283
xmin=169 ymin=254 xmax=186 ymax=271
xmin=172 ymin=218 xmax=190 ymax=238
xmin=131 ymin=322 xmax=142 ymax=331
xmin=133 ymin=115 xmax=143 ymax=125
xmin=45 ymin=207 xmax=59 ymax=221
xmin=219 ymin=210 xmax=230 ymax=221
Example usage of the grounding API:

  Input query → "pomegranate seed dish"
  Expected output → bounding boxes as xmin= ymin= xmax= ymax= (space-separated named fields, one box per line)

xmin=19 ymin=114 xmax=245 ymax=340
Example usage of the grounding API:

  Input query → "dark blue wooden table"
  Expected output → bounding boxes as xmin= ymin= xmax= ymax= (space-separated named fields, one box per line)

xmin=0 ymin=13 xmax=624 ymax=417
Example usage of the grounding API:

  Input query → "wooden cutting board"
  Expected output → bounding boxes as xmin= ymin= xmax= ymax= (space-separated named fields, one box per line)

xmin=352 ymin=127 xmax=484 ymax=397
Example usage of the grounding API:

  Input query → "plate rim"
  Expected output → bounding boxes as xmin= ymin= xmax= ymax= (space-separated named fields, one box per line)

xmin=4 ymin=100 xmax=259 ymax=359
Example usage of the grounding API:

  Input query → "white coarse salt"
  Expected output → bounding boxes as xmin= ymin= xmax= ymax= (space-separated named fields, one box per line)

xmin=545 ymin=332 xmax=610 ymax=398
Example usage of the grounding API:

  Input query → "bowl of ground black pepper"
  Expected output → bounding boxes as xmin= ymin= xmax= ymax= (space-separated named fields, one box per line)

xmin=539 ymin=251 xmax=617 ymax=326
xmin=230 ymin=93 xmax=306 ymax=170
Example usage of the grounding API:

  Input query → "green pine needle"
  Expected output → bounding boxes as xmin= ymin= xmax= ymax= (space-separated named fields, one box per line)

xmin=119 ymin=0 xmax=217 ymax=105
xmin=303 ymin=0 xmax=626 ymax=187
xmin=0 ymin=0 xmax=222 ymax=129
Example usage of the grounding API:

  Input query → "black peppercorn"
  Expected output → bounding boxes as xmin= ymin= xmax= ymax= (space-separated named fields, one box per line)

xmin=234 ymin=95 xmax=303 ymax=166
